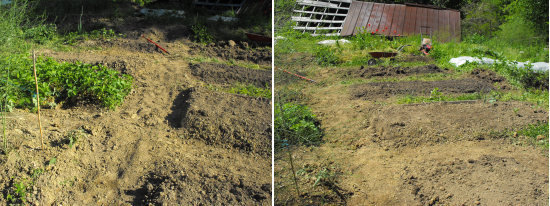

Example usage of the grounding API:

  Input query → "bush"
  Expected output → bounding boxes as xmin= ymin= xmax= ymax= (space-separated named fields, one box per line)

xmin=275 ymin=102 xmax=322 ymax=149
xmin=0 ymin=54 xmax=134 ymax=110
xmin=315 ymin=45 xmax=341 ymax=67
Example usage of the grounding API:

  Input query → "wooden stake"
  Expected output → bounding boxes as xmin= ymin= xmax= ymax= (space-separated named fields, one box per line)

xmin=32 ymin=51 xmax=44 ymax=150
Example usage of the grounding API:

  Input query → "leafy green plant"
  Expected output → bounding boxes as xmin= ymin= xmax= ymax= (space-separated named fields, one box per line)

xmin=513 ymin=108 xmax=519 ymax=116
xmin=0 ymin=54 xmax=134 ymax=110
xmin=191 ymin=21 xmax=213 ymax=44
xmin=313 ymin=168 xmax=336 ymax=188
xmin=315 ymin=45 xmax=341 ymax=67
xmin=275 ymin=102 xmax=323 ymax=149
xmin=12 ymin=179 xmax=29 ymax=202
xmin=66 ymin=129 xmax=86 ymax=148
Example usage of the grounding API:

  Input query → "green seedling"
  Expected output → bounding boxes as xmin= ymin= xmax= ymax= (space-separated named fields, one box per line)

xmin=66 ymin=129 xmax=86 ymax=149
xmin=48 ymin=158 xmax=57 ymax=166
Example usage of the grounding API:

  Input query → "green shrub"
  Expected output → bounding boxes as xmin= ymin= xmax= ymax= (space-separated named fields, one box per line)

xmin=275 ymin=102 xmax=322 ymax=149
xmin=315 ymin=45 xmax=341 ymax=67
xmin=0 ymin=54 xmax=134 ymax=110
xmin=191 ymin=21 xmax=213 ymax=44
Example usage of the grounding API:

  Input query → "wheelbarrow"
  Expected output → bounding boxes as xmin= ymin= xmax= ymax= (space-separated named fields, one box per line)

xmin=367 ymin=45 xmax=410 ymax=66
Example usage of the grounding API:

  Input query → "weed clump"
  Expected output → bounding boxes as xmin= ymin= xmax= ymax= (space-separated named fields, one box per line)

xmin=275 ymin=102 xmax=322 ymax=149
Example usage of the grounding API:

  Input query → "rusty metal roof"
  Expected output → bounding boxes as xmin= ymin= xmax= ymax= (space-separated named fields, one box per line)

xmin=341 ymin=2 xmax=460 ymax=42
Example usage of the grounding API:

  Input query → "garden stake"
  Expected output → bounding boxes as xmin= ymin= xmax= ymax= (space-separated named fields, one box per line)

xmin=275 ymin=67 xmax=317 ymax=83
xmin=32 ymin=51 xmax=44 ymax=150
xmin=141 ymin=34 xmax=171 ymax=55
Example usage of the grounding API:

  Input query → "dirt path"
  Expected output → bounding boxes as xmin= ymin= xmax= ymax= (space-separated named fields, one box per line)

xmin=0 ymin=35 xmax=272 ymax=204
xmin=275 ymin=64 xmax=548 ymax=205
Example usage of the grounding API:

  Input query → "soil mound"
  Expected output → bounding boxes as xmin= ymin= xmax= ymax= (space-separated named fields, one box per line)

xmin=401 ymin=155 xmax=548 ymax=205
xmin=180 ymin=87 xmax=271 ymax=156
xmin=189 ymin=44 xmax=271 ymax=65
xmin=190 ymin=62 xmax=272 ymax=88
xmin=351 ymin=78 xmax=494 ymax=101
xmin=353 ymin=101 xmax=548 ymax=149
xmin=398 ymin=54 xmax=434 ymax=63
xmin=471 ymin=68 xmax=506 ymax=83
xmin=132 ymin=170 xmax=271 ymax=205
xmin=348 ymin=64 xmax=445 ymax=78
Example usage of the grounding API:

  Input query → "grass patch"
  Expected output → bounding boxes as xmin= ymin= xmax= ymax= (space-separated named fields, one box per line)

xmin=204 ymin=83 xmax=271 ymax=99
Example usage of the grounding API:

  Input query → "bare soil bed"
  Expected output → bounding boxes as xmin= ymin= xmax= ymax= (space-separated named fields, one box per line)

xmin=274 ymin=63 xmax=548 ymax=205
xmin=345 ymin=64 xmax=446 ymax=79
xmin=191 ymin=62 xmax=272 ymax=88
xmin=0 ymin=20 xmax=272 ymax=205
xmin=350 ymin=66 xmax=507 ymax=101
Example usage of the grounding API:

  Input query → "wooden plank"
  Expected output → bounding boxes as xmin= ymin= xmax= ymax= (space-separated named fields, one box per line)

xmin=355 ymin=2 xmax=374 ymax=35
xmin=352 ymin=2 xmax=367 ymax=35
xmin=444 ymin=10 xmax=450 ymax=42
xmin=449 ymin=10 xmax=456 ymax=42
xmin=381 ymin=4 xmax=396 ymax=36
xmin=402 ymin=6 xmax=411 ymax=36
xmin=455 ymin=11 xmax=461 ymax=42
xmin=438 ymin=9 xmax=446 ymax=42
xmin=431 ymin=9 xmax=439 ymax=41
xmin=365 ymin=3 xmax=381 ymax=34
xmin=341 ymin=1 xmax=362 ymax=36
xmin=414 ymin=7 xmax=425 ymax=35
xmin=389 ymin=4 xmax=404 ymax=36
xmin=371 ymin=3 xmax=385 ymax=34
xmin=377 ymin=4 xmax=390 ymax=35
xmin=395 ymin=5 xmax=406 ymax=36
xmin=426 ymin=8 xmax=434 ymax=37
xmin=406 ymin=6 xmax=418 ymax=36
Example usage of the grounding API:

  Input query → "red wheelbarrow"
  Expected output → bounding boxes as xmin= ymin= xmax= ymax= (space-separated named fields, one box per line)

xmin=367 ymin=45 xmax=410 ymax=66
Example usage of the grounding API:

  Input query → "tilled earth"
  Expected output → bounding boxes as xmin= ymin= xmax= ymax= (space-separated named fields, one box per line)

xmin=0 ymin=29 xmax=272 ymax=205
xmin=274 ymin=64 xmax=548 ymax=205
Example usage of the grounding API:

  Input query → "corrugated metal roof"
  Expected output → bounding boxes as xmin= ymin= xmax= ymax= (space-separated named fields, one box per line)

xmin=340 ymin=2 xmax=460 ymax=42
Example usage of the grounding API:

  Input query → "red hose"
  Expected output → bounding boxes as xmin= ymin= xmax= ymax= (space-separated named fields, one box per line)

xmin=141 ymin=34 xmax=171 ymax=55
xmin=276 ymin=67 xmax=317 ymax=83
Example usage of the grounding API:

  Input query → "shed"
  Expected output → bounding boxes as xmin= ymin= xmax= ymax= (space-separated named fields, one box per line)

xmin=292 ymin=0 xmax=461 ymax=42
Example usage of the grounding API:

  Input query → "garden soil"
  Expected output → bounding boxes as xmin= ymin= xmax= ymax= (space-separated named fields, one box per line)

xmin=274 ymin=64 xmax=548 ymax=205
xmin=0 ymin=27 xmax=272 ymax=205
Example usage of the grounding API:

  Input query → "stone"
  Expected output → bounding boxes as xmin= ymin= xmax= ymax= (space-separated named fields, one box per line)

xmin=228 ymin=40 xmax=236 ymax=47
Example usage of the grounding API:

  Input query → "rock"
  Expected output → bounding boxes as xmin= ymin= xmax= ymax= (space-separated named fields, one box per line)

xmin=536 ymin=135 xmax=544 ymax=140
xmin=217 ymin=41 xmax=226 ymax=47
xmin=208 ymin=42 xmax=215 ymax=47
xmin=474 ymin=201 xmax=481 ymax=205
xmin=242 ymin=42 xmax=249 ymax=48
xmin=440 ymin=186 xmax=445 ymax=191
xmin=228 ymin=40 xmax=236 ymax=47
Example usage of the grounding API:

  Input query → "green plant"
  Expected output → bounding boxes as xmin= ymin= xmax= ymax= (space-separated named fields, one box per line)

xmin=313 ymin=168 xmax=336 ymax=188
xmin=513 ymin=108 xmax=519 ymax=116
xmin=31 ymin=168 xmax=44 ymax=179
xmin=13 ymin=179 xmax=29 ymax=202
xmin=78 ymin=6 xmax=83 ymax=34
xmin=48 ymin=157 xmax=57 ymax=166
xmin=66 ymin=129 xmax=86 ymax=148
xmin=315 ymin=45 xmax=341 ymax=67
xmin=0 ymin=54 xmax=134 ymax=110
xmin=191 ymin=21 xmax=213 ymax=44
xmin=275 ymin=102 xmax=323 ymax=149
xmin=227 ymin=83 xmax=272 ymax=99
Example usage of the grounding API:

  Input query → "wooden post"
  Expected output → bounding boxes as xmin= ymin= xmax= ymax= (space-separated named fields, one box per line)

xmin=32 ymin=51 xmax=44 ymax=150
